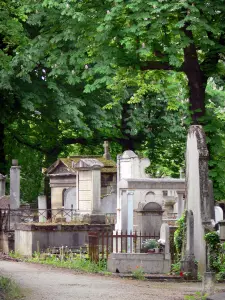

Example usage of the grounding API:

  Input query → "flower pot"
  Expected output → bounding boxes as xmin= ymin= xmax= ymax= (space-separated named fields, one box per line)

xmin=147 ymin=249 xmax=155 ymax=253
xmin=154 ymin=248 xmax=160 ymax=253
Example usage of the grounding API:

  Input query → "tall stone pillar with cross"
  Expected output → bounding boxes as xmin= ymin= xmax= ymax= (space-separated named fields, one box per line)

xmin=103 ymin=141 xmax=111 ymax=160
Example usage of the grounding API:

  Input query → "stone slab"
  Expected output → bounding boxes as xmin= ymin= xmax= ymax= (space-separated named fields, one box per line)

xmin=207 ymin=293 xmax=225 ymax=300
xmin=107 ymin=253 xmax=170 ymax=274
xmin=15 ymin=223 xmax=114 ymax=231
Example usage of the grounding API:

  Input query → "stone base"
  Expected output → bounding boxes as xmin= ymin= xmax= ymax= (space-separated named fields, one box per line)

xmin=207 ymin=292 xmax=225 ymax=300
xmin=0 ymin=232 xmax=9 ymax=253
xmin=202 ymin=272 xmax=216 ymax=296
xmin=181 ymin=254 xmax=198 ymax=280
xmin=82 ymin=214 xmax=106 ymax=224
xmin=107 ymin=253 xmax=171 ymax=274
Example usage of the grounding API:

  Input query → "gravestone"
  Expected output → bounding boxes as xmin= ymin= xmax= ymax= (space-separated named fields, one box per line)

xmin=38 ymin=195 xmax=47 ymax=223
xmin=160 ymin=223 xmax=170 ymax=260
xmin=215 ymin=206 xmax=223 ymax=225
xmin=185 ymin=125 xmax=214 ymax=273
xmin=137 ymin=202 xmax=163 ymax=236
xmin=181 ymin=210 xmax=198 ymax=279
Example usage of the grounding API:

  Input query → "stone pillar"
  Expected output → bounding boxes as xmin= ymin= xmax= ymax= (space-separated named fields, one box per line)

xmin=91 ymin=169 xmax=101 ymax=213
xmin=177 ymin=191 xmax=185 ymax=219
xmin=181 ymin=210 xmax=198 ymax=279
xmin=0 ymin=174 xmax=6 ymax=197
xmin=202 ymin=272 xmax=216 ymax=296
xmin=10 ymin=159 xmax=21 ymax=209
xmin=127 ymin=191 xmax=134 ymax=253
xmin=186 ymin=125 xmax=212 ymax=273
xmin=73 ymin=158 xmax=105 ymax=224
xmin=160 ymin=223 xmax=170 ymax=260
xmin=219 ymin=220 xmax=225 ymax=241
xmin=38 ymin=195 xmax=47 ymax=222
xmin=103 ymin=141 xmax=111 ymax=160
xmin=208 ymin=180 xmax=215 ymax=220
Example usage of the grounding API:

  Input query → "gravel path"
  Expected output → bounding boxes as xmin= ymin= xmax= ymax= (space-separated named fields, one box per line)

xmin=0 ymin=261 xmax=224 ymax=300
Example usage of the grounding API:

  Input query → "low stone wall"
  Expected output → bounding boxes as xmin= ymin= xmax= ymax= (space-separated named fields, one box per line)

xmin=15 ymin=223 xmax=114 ymax=256
xmin=107 ymin=253 xmax=171 ymax=274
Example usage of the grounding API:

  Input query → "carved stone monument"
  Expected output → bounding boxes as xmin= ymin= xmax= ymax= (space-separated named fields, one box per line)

xmin=185 ymin=125 xmax=214 ymax=273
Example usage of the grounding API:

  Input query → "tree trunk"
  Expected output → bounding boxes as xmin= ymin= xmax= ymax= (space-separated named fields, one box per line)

xmin=0 ymin=122 xmax=6 ymax=175
xmin=183 ymin=27 xmax=207 ymax=124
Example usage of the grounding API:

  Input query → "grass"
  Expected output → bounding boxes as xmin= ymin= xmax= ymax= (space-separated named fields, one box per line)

xmin=29 ymin=254 xmax=108 ymax=274
xmin=0 ymin=276 xmax=22 ymax=300
xmin=184 ymin=292 xmax=207 ymax=300
xmin=9 ymin=250 xmax=111 ymax=275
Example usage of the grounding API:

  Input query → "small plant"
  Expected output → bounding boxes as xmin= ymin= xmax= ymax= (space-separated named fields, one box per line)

xmin=174 ymin=212 xmax=186 ymax=261
xmin=132 ymin=266 xmax=145 ymax=280
xmin=0 ymin=276 xmax=22 ymax=300
xmin=171 ymin=261 xmax=181 ymax=275
xmin=184 ymin=291 xmax=207 ymax=300
xmin=142 ymin=239 xmax=159 ymax=252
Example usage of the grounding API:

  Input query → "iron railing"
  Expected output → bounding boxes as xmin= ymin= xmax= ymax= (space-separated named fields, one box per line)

xmin=0 ymin=208 xmax=117 ymax=229
xmin=88 ymin=230 xmax=160 ymax=262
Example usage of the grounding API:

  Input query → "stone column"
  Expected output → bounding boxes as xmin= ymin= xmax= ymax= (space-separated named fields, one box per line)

xmin=38 ymin=195 xmax=47 ymax=222
xmin=177 ymin=191 xmax=185 ymax=219
xmin=0 ymin=174 xmax=6 ymax=197
xmin=91 ymin=169 xmax=101 ymax=213
xmin=181 ymin=210 xmax=198 ymax=279
xmin=219 ymin=220 xmax=225 ymax=241
xmin=160 ymin=223 xmax=170 ymax=260
xmin=127 ymin=191 xmax=134 ymax=253
xmin=10 ymin=159 xmax=21 ymax=209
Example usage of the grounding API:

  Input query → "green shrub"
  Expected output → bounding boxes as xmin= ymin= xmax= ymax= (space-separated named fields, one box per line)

xmin=132 ymin=266 xmax=145 ymax=280
xmin=184 ymin=292 xmax=207 ymax=300
xmin=174 ymin=212 xmax=186 ymax=260
xmin=0 ymin=277 xmax=22 ymax=300
xmin=142 ymin=239 xmax=159 ymax=251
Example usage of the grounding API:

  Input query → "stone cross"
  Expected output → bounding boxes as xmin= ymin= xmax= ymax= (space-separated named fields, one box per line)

xmin=103 ymin=141 xmax=111 ymax=160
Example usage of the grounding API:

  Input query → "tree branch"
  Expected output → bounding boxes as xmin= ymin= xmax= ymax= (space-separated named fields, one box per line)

xmin=140 ymin=61 xmax=183 ymax=72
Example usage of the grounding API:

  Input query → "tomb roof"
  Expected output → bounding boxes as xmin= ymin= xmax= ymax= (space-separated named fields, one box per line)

xmin=47 ymin=155 xmax=116 ymax=175
xmin=0 ymin=173 xmax=6 ymax=180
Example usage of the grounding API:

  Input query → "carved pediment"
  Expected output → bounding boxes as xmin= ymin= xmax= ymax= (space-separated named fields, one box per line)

xmin=49 ymin=162 xmax=74 ymax=175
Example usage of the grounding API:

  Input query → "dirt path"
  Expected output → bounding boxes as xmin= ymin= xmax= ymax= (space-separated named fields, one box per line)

xmin=0 ymin=261 xmax=224 ymax=300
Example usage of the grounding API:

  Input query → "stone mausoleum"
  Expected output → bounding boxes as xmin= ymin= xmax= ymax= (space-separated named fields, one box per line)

xmin=45 ymin=143 xmax=185 ymax=229
xmin=46 ymin=142 xmax=117 ymax=221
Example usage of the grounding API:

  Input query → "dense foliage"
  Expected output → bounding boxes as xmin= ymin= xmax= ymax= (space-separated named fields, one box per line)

xmin=1 ymin=1 xmax=225 ymax=201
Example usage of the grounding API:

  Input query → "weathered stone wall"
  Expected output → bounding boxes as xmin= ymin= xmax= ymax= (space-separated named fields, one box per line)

xmin=15 ymin=223 xmax=114 ymax=256
xmin=107 ymin=253 xmax=170 ymax=274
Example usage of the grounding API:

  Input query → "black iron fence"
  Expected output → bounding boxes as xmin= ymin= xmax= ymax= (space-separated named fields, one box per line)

xmin=0 ymin=208 xmax=117 ymax=230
